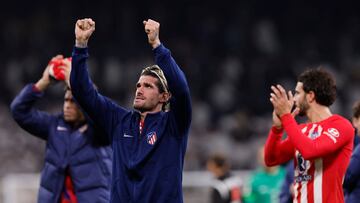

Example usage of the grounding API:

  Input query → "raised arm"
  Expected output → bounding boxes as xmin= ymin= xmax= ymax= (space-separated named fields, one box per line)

xmin=281 ymin=114 xmax=354 ymax=160
xmin=264 ymin=128 xmax=295 ymax=166
xmin=10 ymin=58 xmax=60 ymax=140
xmin=70 ymin=18 xmax=128 ymax=139
xmin=144 ymin=19 xmax=192 ymax=133
xmin=264 ymin=111 xmax=295 ymax=166
xmin=269 ymin=84 xmax=353 ymax=159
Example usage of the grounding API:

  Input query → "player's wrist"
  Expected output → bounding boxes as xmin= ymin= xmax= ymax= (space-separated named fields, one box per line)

xmin=280 ymin=112 xmax=292 ymax=119
xmin=150 ymin=40 xmax=161 ymax=49
xmin=35 ymin=78 xmax=50 ymax=91
xmin=75 ymin=39 xmax=88 ymax=48
xmin=271 ymin=126 xmax=283 ymax=133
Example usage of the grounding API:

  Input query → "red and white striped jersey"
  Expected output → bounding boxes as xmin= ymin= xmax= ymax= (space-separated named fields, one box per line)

xmin=264 ymin=114 xmax=354 ymax=203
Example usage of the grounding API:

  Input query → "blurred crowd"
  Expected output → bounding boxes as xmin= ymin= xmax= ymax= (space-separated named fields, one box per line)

xmin=1 ymin=0 xmax=360 ymax=179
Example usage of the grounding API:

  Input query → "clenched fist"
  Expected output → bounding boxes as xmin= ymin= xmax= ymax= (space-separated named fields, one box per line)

xmin=143 ymin=19 xmax=161 ymax=49
xmin=75 ymin=18 xmax=95 ymax=48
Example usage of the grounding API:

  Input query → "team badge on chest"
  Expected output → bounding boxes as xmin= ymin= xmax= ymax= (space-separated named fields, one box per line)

xmin=146 ymin=131 xmax=157 ymax=145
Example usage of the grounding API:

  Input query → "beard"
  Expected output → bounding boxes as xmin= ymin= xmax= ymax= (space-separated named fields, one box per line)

xmin=133 ymin=101 xmax=154 ymax=113
xmin=297 ymin=100 xmax=310 ymax=117
xmin=133 ymin=103 xmax=146 ymax=112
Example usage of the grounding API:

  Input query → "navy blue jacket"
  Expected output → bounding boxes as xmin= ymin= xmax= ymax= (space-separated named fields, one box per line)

xmin=279 ymin=161 xmax=294 ymax=203
xmin=70 ymin=44 xmax=192 ymax=203
xmin=10 ymin=84 xmax=112 ymax=203
xmin=344 ymin=137 xmax=360 ymax=203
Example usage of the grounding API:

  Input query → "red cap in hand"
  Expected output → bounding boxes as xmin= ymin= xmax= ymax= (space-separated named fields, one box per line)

xmin=48 ymin=57 xmax=71 ymax=81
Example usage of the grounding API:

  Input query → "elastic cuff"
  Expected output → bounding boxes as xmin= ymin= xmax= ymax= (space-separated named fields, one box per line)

xmin=32 ymin=84 xmax=41 ymax=92
xmin=73 ymin=46 xmax=88 ymax=55
xmin=271 ymin=126 xmax=283 ymax=134
xmin=280 ymin=113 xmax=294 ymax=126
xmin=153 ymin=43 xmax=165 ymax=52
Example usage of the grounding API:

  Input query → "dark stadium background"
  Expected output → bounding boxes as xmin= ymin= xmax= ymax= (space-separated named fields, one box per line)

xmin=1 ymin=0 xmax=360 ymax=201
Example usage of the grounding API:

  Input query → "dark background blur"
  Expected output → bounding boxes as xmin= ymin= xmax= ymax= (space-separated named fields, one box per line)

xmin=1 ymin=0 xmax=360 ymax=177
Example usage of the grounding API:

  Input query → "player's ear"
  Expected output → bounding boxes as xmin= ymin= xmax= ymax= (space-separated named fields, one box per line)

xmin=160 ymin=92 xmax=171 ymax=103
xmin=306 ymin=91 xmax=315 ymax=103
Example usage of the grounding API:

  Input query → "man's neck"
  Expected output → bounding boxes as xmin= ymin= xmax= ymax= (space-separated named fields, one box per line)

xmin=140 ymin=111 xmax=160 ymax=122
xmin=139 ymin=106 xmax=162 ymax=122
xmin=140 ymin=113 xmax=146 ymax=122
xmin=264 ymin=165 xmax=279 ymax=174
xmin=72 ymin=119 xmax=86 ymax=128
xmin=307 ymin=105 xmax=332 ymax=123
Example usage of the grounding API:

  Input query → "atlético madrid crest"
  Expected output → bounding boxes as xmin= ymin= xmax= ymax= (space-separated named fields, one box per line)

xmin=146 ymin=131 xmax=157 ymax=145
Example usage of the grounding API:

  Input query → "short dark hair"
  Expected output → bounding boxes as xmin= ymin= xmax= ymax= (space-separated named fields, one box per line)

xmin=208 ymin=154 xmax=229 ymax=168
xmin=353 ymin=101 xmax=360 ymax=119
xmin=298 ymin=67 xmax=336 ymax=106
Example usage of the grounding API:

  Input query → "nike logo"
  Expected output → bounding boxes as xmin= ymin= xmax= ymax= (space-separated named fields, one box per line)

xmin=57 ymin=126 xmax=67 ymax=131
xmin=123 ymin=134 xmax=133 ymax=138
xmin=78 ymin=124 xmax=88 ymax=133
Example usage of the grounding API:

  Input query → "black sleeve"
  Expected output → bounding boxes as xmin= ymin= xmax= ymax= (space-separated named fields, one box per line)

xmin=210 ymin=188 xmax=225 ymax=203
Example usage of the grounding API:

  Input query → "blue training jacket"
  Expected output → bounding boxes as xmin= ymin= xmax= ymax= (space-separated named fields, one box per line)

xmin=70 ymin=44 xmax=192 ymax=203
xmin=344 ymin=139 xmax=360 ymax=203
xmin=10 ymin=85 xmax=112 ymax=203
xmin=279 ymin=161 xmax=294 ymax=203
